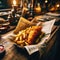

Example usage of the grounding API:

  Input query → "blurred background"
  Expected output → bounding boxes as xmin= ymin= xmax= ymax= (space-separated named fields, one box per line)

xmin=0 ymin=0 xmax=60 ymax=12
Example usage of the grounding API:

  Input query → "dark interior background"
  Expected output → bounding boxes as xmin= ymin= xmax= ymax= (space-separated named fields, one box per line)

xmin=0 ymin=0 xmax=60 ymax=9
xmin=0 ymin=0 xmax=9 ymax=9
xmin=0 ymin=0 xmax=19 ymax=9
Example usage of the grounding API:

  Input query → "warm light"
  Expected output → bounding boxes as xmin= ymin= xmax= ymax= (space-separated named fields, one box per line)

xmin=13 ymin=0 xmax=16 ymax=6
xmin=38 ymin=3 xmax=40 ymax=7
xmin=50 ymin=7 xmax=55 ymax=11
xmin=45 ymin=0 xmax=48 ymax=3
xmin=56 ymin=4 xmax=60 ymax=8
xmin=34 ymin=3 xmax=41 ymax=14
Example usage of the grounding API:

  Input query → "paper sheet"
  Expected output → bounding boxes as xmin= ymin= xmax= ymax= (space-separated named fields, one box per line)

xmin=25 ymin=19 xmax=56 ymax=55
xmin=42 ymin=19 xmax=56 ymax=34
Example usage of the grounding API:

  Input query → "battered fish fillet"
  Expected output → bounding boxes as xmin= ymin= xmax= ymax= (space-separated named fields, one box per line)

xmin=27 ymin=26 xmax=42 ymax=44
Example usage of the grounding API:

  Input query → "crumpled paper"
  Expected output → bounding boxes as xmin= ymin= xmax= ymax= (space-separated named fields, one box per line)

xmin=24 ymin=19 xmax=56 ymax=55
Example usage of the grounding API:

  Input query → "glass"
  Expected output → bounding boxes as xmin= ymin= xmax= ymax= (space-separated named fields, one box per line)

xmin=34 ymin=0 xmax=41 ymax=15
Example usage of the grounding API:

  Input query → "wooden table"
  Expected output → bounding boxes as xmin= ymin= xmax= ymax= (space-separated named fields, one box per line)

xmin=0 ymin=25 xmax=59 ymax=60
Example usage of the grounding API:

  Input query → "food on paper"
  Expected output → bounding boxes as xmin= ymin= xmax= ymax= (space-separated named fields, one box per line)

xmin=13 ymin=26 xmax=45 ymax=46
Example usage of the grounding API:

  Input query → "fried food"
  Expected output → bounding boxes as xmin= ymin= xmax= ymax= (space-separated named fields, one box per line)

xmin=13 ymin=26 xmax=44 ymax=46
xmin=27 ymin=26 xmax=42 ymax=44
